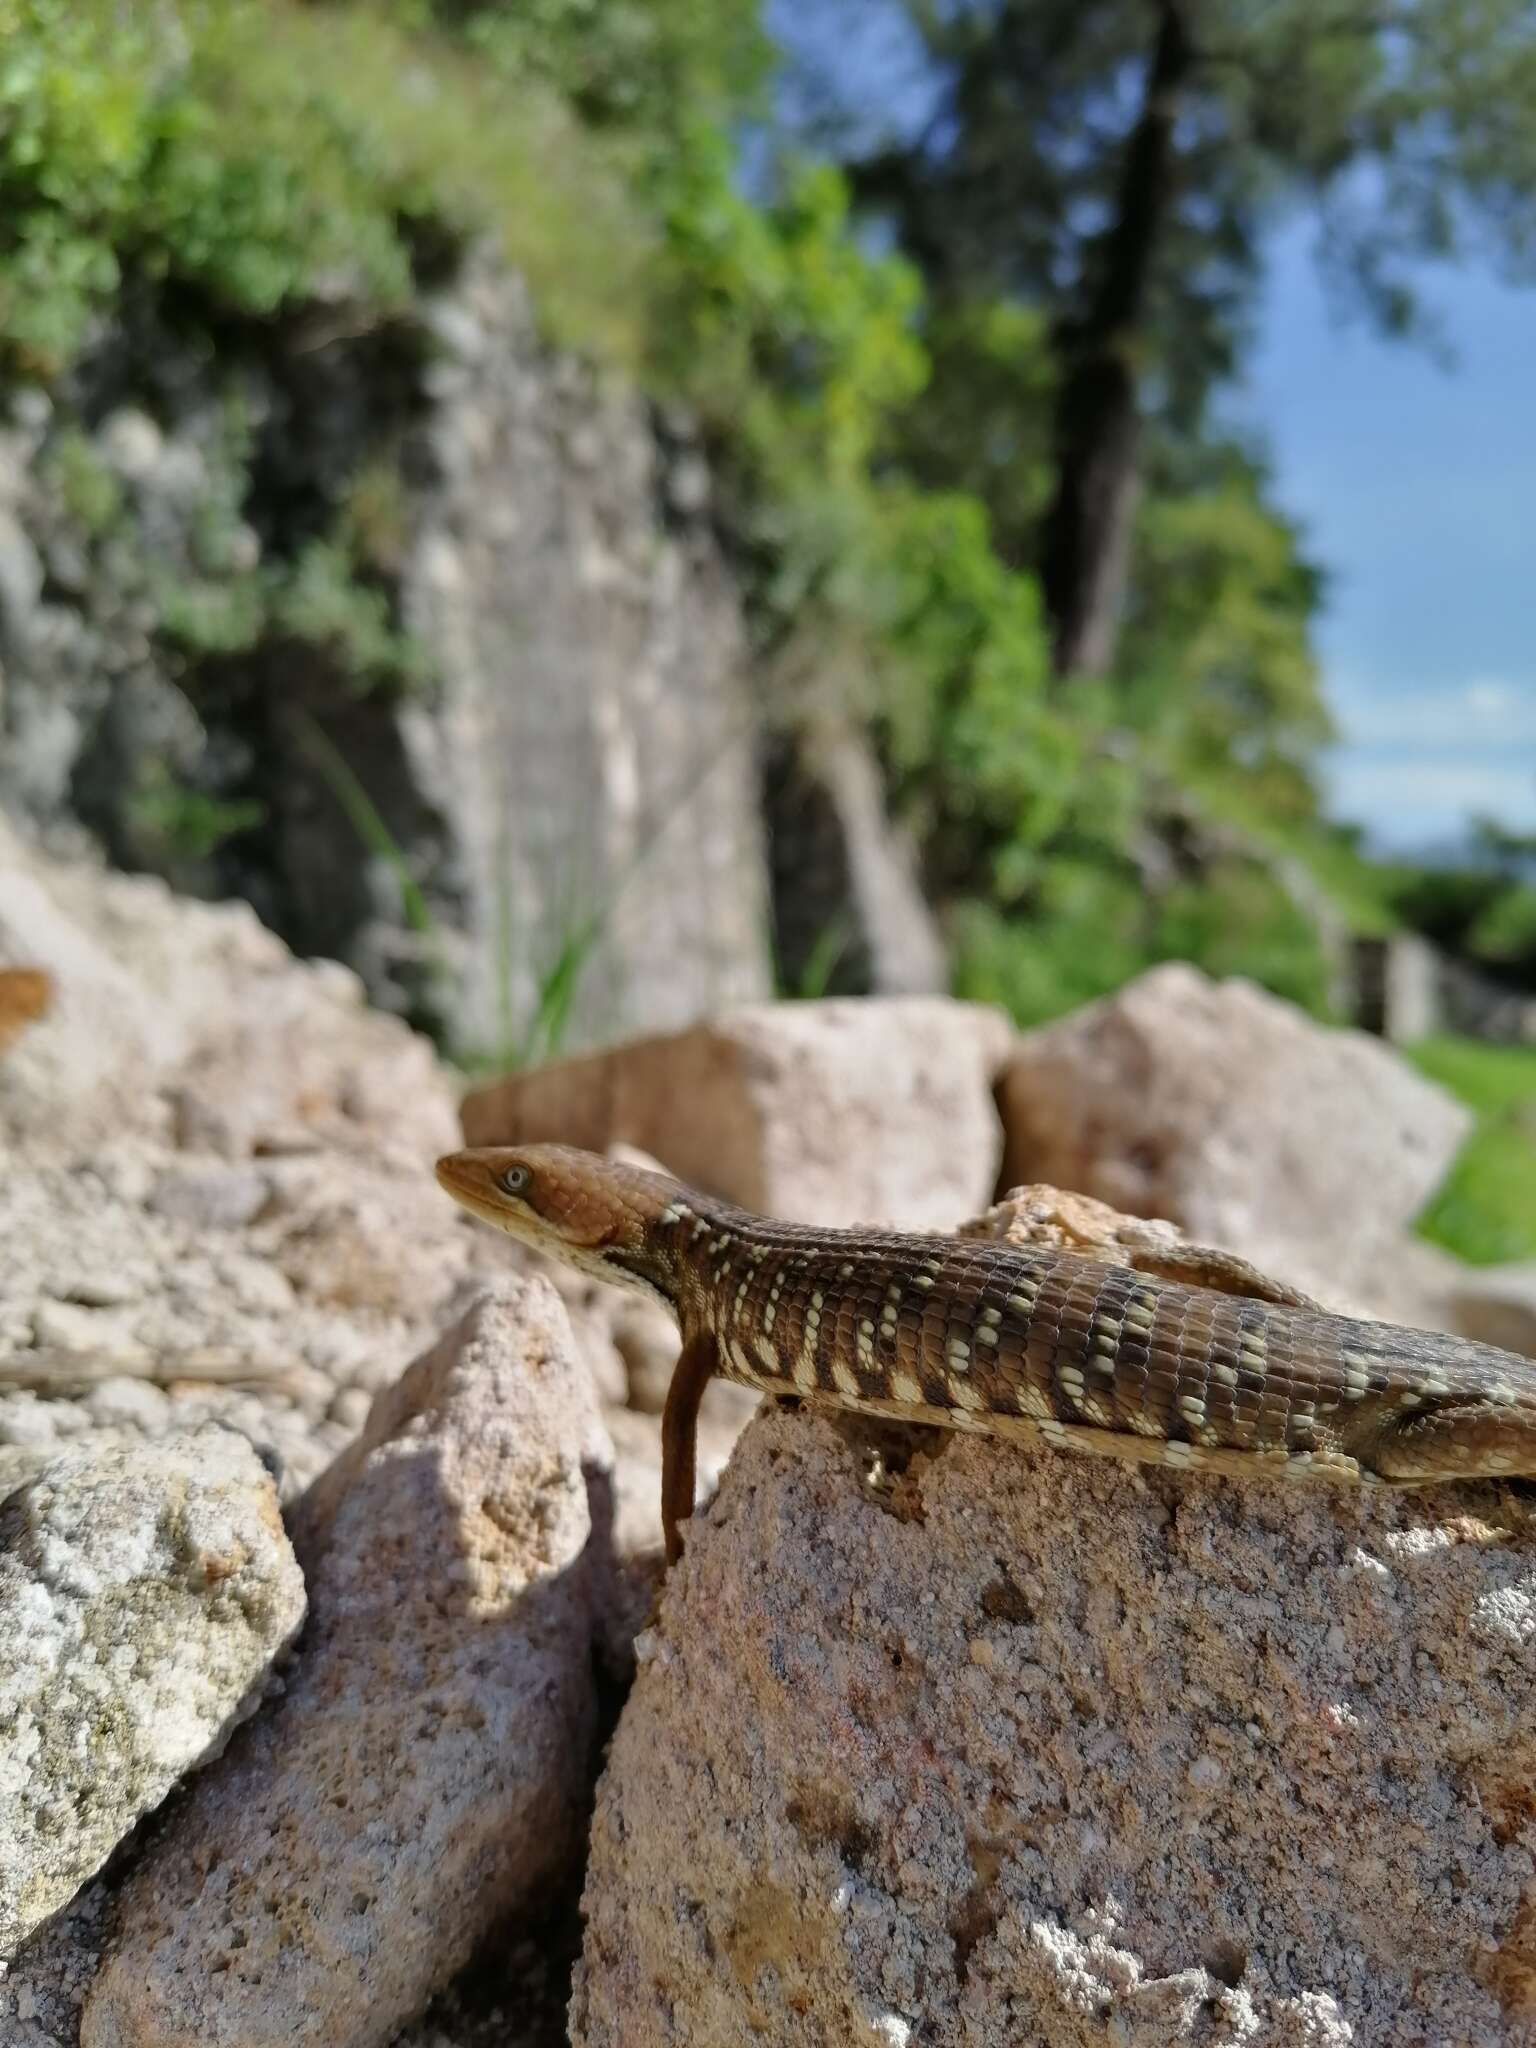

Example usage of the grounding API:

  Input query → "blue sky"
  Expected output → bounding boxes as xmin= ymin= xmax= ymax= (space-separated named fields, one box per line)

xmin=1241 ymin=224 xmax=1536 ymax=854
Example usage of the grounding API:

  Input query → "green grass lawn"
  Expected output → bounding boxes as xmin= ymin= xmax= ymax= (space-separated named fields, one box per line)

xmin=1407 ymin=1035 xmax=1536 ymax=1266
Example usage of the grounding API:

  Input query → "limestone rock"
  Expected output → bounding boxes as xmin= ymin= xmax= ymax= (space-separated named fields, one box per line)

xmin=996 ymin=964 xmax=1471 ymax=1305
xmin=462 ymin=997 xmax=1014 ymax=1230
xmin=572 ymin=1408 xmax=1536 ymax=2047
xmin=84 ymin=1282 xmax=614 ymax=2048
xmin=1 ymin=257 xmax=772 ymax=1055
xmin=0 ymin=814 xmax=457 ymax=1163
xmin=0 ymin=1129 xmax=525 ymax=1502
xmin=0 ymin=858 xmax=166 ymax=1149
xmin=0 ymin=822 xmax=571 ymax=1505
xmin=966 ymin=1182 xmax=1320 ymax=1305
xmin=0 ymin=1428 xmax=305 ymax=1962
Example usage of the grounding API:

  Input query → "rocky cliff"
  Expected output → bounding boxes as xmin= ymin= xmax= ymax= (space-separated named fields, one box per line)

xmin=0 ymin=257 xmax=771 ymax=1057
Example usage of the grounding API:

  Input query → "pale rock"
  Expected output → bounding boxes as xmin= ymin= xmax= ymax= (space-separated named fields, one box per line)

xmin=0 ymin=824 xmax=567 ymax=1507
xmin=27 ymin=1298 xmax=150 ymax=1365
xmin=996 ymin=964 xmax=1471 ymax=1304
xmin=0 ymin=863 xmax=166 ymax=1148
xmin=462 ymin=997 xmax=1013 ymax=1229
xmin=83 ymin=1282 xmax=615 ymax=2048
xmin=0 ymin=1143 xmax=531 ymax=1499
xmin=0 ymin=814 xmax=456 ymax=1162
xmin=572 ymin=1408 xmax=1536 ymax=2047
xmin=146 ymin=1165 xmax=271 ymax=1230
xmin=0 ymin=1429 xmax=305 ymax=1962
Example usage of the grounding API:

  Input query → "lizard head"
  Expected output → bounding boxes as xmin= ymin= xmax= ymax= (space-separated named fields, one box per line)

xmin=434 ymin=1142 xmax=688 ymax=1310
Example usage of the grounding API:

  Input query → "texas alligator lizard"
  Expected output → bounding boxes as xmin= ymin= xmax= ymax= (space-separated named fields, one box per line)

xmin=436 ymin=1143 xmax=1536 ymax=1561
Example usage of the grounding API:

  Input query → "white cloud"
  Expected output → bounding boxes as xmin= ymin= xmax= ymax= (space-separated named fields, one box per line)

xmin=1328 ymin=673 xmax=1536 ymax=752
xmin=1319 ymin=670 xmax=1536 ymax=848
xmin=1325 ymin=752 xmax=1536 ymax=850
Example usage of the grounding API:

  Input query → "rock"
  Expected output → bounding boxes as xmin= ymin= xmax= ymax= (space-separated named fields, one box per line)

xmin=0 ymin=823 xmax=592 ymax=1508
xmin=0 ymin=815 xmax=458 ymax=1162
xmin=607 ymin=1295 xmax=684 ymax=1413
xmin=996 ymin=964 xmax=1471 ymax=1306
xmin=0 ymin=1428 xmax=305 ymax=1962
xmin=385 ymin=1884 xmax=584 ymax=2048
xmin=0 ymin=1881 xmax=112 ymax=2048
xmin=462 ymin=997 xmax=1014 ymax=1230
xmin=146 ymin=1164 xmax=271 ymax=1230
xmin=1445 ymin=1263 xmax=1536 ymax=1359
xmin=0 ymin=1132 xmax=529 ymax=1500
xmin=965 ymin=1183 xmax=1320 ymax=1305
xmin=572 ymin=1407 xmax=1536 ymax=2047
xmin=0 ymin=858 xmax=167 ymax=1148
xmin=84 ymin=1283 xmax=615 ymax=2048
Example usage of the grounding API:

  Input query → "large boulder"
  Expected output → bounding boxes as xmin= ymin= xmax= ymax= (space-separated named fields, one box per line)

xmin=0 ymin=823 xmax=646 ymax=1506
xmin=996 ymin=964 xmax=1471 ymax=1307
xmin=0 ymin=1428 xmax=305 ymax=1962
xmin=462 ymin=997 xmax=1014 ymax=1231
xmin=83 ymin=1282 xmax=615 ymax=2048
xmin=572 ymin=1408 xmax=1536 ymax=2048
xmin=0 ymin=813 xmax=457 ymax=1163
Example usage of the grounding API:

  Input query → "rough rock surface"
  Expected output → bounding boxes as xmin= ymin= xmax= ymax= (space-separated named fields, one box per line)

xmin=84 ymin=1283 xmax=614 ymax=2048
xmin=0 ymin=812 xmax=456 ymax=1163
xmin=0 ymin=1882 xmax=112 ymax=2047
xmin=462 ymin=996 xmax=1014 ymax=1229
xmin=0 ymin=1429 xmax=305 ymax=1963
xmin=0 ymin=822 xmax=643 ymax=1502
xmin=572 ymin=1409 xmax=1536 ymax=2048
xmin=996 ymin=963 xmax=1471 ymax=1307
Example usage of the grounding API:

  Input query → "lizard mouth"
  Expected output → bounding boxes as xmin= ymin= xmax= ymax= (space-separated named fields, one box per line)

xmin=433 ymin=1152 xmax=533 ymax=1235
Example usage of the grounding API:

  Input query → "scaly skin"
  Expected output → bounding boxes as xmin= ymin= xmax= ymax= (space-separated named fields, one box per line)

xmin=435 ymin=1143 xmax=1536 ymax=1562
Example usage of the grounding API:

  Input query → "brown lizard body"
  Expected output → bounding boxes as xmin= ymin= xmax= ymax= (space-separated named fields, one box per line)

xmin=436 ymin=1143 xmax=1536 ymax=1562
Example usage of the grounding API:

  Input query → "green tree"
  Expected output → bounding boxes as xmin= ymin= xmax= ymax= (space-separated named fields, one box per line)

xmin=823 ymin=0 xmax=1536 ymax=679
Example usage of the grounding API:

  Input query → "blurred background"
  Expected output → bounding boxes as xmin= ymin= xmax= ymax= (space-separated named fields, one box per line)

xmin=0 ymin=0 xmax=1532 ymax=1262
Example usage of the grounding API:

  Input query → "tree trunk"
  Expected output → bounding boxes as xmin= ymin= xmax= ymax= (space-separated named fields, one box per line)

xmin=1041 ymin=0 xmax=1192 ymax=679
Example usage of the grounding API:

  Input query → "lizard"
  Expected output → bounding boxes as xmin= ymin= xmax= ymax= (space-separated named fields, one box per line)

xmin=435 ymin=1141 xmax=1536 ymax=1563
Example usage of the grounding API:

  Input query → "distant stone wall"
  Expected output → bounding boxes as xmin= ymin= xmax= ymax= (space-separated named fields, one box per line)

xmin=1352 ymin=934 xmax=1536 ymax=1046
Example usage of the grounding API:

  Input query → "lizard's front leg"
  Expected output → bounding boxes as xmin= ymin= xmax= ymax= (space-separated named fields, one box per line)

xmin=661 ymin=1330 xmax=719 ymax=1564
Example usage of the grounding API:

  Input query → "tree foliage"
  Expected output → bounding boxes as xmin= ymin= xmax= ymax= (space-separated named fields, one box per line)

xmin=807 ymin=0 xmax=1536 ymax=678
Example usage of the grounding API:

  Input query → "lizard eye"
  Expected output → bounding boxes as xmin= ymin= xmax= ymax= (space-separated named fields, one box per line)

xmin=500 ymin=1164 xmax=532 ymax=1197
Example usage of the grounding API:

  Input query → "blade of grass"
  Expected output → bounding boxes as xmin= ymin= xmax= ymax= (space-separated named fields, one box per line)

xmin=290 ymin=709 xmax=435 ymax=938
